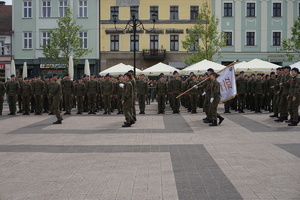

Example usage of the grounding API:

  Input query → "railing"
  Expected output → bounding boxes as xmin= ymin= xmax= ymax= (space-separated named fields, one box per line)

xmin=142 ymin=49 xmax=166 ymax=60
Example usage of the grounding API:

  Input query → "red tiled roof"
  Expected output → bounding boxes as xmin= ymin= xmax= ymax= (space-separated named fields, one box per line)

xmin=0 ymin=5 xmax=12 ymax=35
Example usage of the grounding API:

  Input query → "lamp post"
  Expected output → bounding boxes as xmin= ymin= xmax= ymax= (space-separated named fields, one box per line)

xmin=113 ymin=9 xmax=156 ymax=78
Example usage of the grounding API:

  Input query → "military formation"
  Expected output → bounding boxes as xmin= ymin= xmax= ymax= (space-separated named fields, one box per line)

xmin=1 ymin=65 xmax=300 ymax=127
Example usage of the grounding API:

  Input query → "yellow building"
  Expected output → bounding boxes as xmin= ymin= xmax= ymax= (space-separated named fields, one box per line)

xmin=100 ymin=0 xmax=211 ymax=71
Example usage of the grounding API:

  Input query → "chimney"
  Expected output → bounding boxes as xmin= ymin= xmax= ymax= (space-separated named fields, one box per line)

xmin=0 ymin=1 xmax=6 ymax=5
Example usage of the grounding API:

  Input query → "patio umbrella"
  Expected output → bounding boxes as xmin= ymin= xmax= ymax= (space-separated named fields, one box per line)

xmin=68 ymin=56 xmax=74 ymax=80
xmin=84 ymin=59 xmax=90 ymax=76
xmin=10 ymin=59 xmax=16 ymax=76
xmin=22 ymin=62 xmax=28 ymax=78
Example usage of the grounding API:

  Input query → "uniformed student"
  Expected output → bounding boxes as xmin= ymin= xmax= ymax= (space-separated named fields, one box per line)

xmin=128 ymin=70 xmax=137 ymax=121
xmin=61 ymin=73 xmax=74 ymax=115
xmin=0 ymin=79 xmax=5 ymax=115
xmin=101 ymin=73 xmax=113 ymax=115
xmin=86 ymin=73 xmax=98 ymax=114
xmin=253 ymin=73 xmax=264 ymax=113
xmin=287 ymin=68 xmax=300 ymax=126
xmin=20 ymin=77 xmax=32 ymax=115
xmin=17 ymin=75 xmax=24 ymax=113
xmin=6 ymin=74 xmax=20 ymax=115
xmin=33 ymin=75 xmax=45 ymax=115
xmin=136 ymin=74 xmax=148 ymax=114
xmin=156 ymin=75 xmax=167 ymax=114
xmin=116 ymin=75 xmax=125 ymax=114
xmin=168 ymin=71 xmax=182 ymax=114
xmin=188 ymin=74 xmax=199 ymax=114
xmin=50 ymin=74 xmax=63 ymax=124
xmin=236 ymin=71 xmax=247 ymax=113
xmin=122 ymin=73 xmax=134 ymax=127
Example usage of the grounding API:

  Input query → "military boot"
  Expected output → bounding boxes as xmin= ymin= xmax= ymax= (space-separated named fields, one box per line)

xmin=209 ymin=120 xmax=218 ymax=126
xmin=288 ymin=121 xmax=297 ymax=126
xmin=53 ymin=120 xmax=62 ymax=124
xmin=269 ymin=113 xmax=278 ymax=118
xmin=218 ymin=116 xmax=224 ymax=125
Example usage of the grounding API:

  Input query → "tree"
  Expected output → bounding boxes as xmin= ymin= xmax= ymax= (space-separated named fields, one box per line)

xmin=182 ymin=2 xmax=227 ymax=66
xmin=42 ymin=8 xmax=92 ymax=68
xmin=282 ymin=17 xmax=300 ymax=62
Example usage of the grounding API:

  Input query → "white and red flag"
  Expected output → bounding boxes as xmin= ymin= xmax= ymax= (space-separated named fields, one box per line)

xmin=217 ymin=65 xmax=237 ymax=103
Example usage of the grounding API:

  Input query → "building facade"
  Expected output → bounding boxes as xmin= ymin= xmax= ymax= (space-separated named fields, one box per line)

xmin=100 ymin=0 xmax=211 ymax=71
xmin=213 ymin=0 xmax=299 ymax=67
xmin=12 ymin=0 xmax=99 ymax=78
xmin=0 ymin=1 xmax=12 ymax=79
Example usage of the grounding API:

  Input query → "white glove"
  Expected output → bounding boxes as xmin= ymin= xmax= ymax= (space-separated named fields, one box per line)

xmin=119 ymin=83 xmax=124 ymax=88
xmin=210 ymin=98 xmax=214 ymax=103
xmin=202 ymin=92 xmax=206 ymax=96
xmin=193 ymin=85 xmax=198 ymax=89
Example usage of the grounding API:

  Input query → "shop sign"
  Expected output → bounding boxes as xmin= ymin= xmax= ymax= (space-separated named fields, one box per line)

xmin=40 ymin=64 xmax=67 ymax=69
xmin=0 ymin=64 xmax=5 ymax=70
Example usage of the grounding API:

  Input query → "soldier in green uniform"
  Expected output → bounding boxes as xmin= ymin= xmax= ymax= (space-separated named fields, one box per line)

xmin=122 ymin=73 xmax=134 ymax=127
xmin=6 ymin=74 xmax=20 ymax=115
xmin=208 ymin=72 xmax=224 ymax=126
xmin=86 ymin=73 xmax=98 ymax=114
xmin=116 ymin=75 xmax=125 ymax=114
xmin=236 ymin=71 xmax=247 ymax=113
xmin=74 ymin=77 xmax=85 ymax=114
xmin=275 ymin=66 xmax=292 ymax=122
xmin=30 ymin=76 xmax=36 ymax=113
xmin=0 ymin=79 xmax=6 ymax=115
xmin=47 ymin=75 xmax=55 ymax=115
xmin=43 ymin=76 xmax=50 ymax=113
xmin=61 ymin=74 xmax=74 ymax=115
xmin=17 ymin=76 xmax=24 ymax=113
xmin=82 ymin=75 xmax=89 ymax=112
xmin=20 ymin=77 xmax=32 ymax=115
xmin=287 ymin=68 xmax=300 ymax=126
xmin=267 ymin=72 xmax=277 ymax=113
xmin=168 ymin=71 xmax=182 ymax=114
xmin=128 ymin=70 xmax=137 ymax=121
xmin=33 ymin=75 xmax=45 ymax=115
xmin=101 ymin=74 xmax=113 ymax=115
xmin=270 ymin=68 xmax=283 ymax=118
xmin=156 ymin=75 xmax=167 ymax=114
xmin=202 ymin=68 xmax=214 ymax=122
xmin=136 ymin=74 xmax=148 ymax=114
xmin=50 ymin=74 xmax=63 ymax=124
xmin=252 ymin=73 xmax=264 ymax=113
xmin=188 ymin=75 xmax=199 ymax=114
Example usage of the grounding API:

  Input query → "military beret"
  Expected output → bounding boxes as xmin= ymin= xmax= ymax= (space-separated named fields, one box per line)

xmin=124 ymin=72 xmax=129 ymax=76
xmin=207 ymin=68 xmax=214 ymax=72
xmin=52 ymin=73 xmax=58 ymax=77
xmin=257 ymin=73 xmax=262 ymax=75
xmin=24 ymin=77 xmax=28 ymax=80
xmin=65 ymin=73 xmax=70 ymax=76
xmin=284 ymin=66 xmax=291 ymax=69
xmin=192 ymin=74 xmax=197 ymax=78
xmin=204 ymin=72 xmax=208 ymax=76
xmin=10 ymin=74 xmax=15 ymax=77
xmin=173 ymin=70 xmax=178 ymax=75
xmin=105 ymin=73 xmax=110 ymax=77
xmin=239 ymin=71 xmax=244 ymax=74
xmin=48 ymin=75 xmax=53 ymax=79
xmin=235 ymin=74 xmax=239 ymax=77
xmin=78 ymin=77 xmax=82 ymax=80
xmin=159 ymin=73 xmax=164 ymax=76
xmin=28 ymin=77 xmax=31 ymax=80
xmin=266 ymin=74 xmax=269 ymax=77
xmin=251 ymin=73 xmax=255 ymax=76
xmin=128 ymin=70 xmax=134 ymax=73
xmin=91 ymin=73 xmax=95 ymax=76
xmin=244 ymin=75 xmax=248 ymax=77
xmin=276 ymin=67 xmax=281 ymax=71
xmin=118 ymin=74 xmax=123 ymax=77
xmin=261 ymin=73 xmax=265 ymax=76
xmin=292 ymin=67 xmax=299 ymax=73
xmin=18 ymin=75 xmax=22 ymax=78
xmin=83 ymin=74 xmax=87 ymax=78
xmin=270 ymin=72 xmax=275 ymax=75
xmin=140 ymin=74 xmax=145 ymax=76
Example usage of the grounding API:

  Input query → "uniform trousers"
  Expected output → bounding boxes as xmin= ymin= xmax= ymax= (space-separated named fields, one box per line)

xmin=172 ymin=93 xmax=180 ymax=112
xmin=76 ymin=96 xmax=83 ymax=113
xmin=254 ymin=94 xmax=263 ymax=111
xmin=43 ymin=95 xmax=49 ymax=111
xmin=48 ymin=96 xmax=53 ymax=113
xmin=238 ymin=94 xmax=246 ymax=110
xmin=278 ymin=94 xmax=289 ymax=118
xmin=117 ymin=95 xmax=123 ymax=113
xmin=22 ymin=96 xmax=30 ymax=113
xmin=123 ymin=100 xmax=133 ymax=124
xmin=157 ymin=94 xmax=166 ymax=112
xmin=137 ymin=94 xmax=146 ymax=112
xmin=17 ymin=94 xmax=22 ymax=111
xmin=64 ymin=94 xmax=72 ymax=113
xmin=53 ymin=95 xmax=62 ymax=121
xmin=88 ymin=94 xmax=97 ymax=112
xmin=0 ymin=96 xmax=3 ymax=113
xmin=288 ymin=96 xmax=300 ymax=122
xmin=8 ymin=95 xmax=17 ymax=113
xmin=35 ymin=95 xmax=43 ymax=113
xmin=209 ymin=96 xmax=221 ymax=121
xmin=103 ymin=95 xmax=111 ymax=112
xmin=190 ymin=94 xmax=198 ymax=112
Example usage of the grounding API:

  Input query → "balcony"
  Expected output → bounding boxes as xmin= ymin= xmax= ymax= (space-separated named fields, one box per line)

xmin=142 ymin=49 xmax=166 ymax=61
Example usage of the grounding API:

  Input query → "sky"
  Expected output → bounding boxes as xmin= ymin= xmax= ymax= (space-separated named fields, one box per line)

xmin=4 ymin=0 xmax=12 ymax=5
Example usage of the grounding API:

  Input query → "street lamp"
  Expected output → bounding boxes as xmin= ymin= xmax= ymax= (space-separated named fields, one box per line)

xmin=113 ymin=9 xmax=157 ymax=78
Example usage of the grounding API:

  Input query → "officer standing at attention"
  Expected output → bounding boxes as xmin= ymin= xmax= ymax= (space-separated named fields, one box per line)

xmin=17 ymin=75 xmax=24 ymax=113
xmin=101 ymin=74 xmax=113 ymax=115
xmin=116 ymin=75 xmax=125 ymax=115
xmin=156 ymin=75 xmax=167 ymax=114
xmin=188 ymin=74 xmax=199 ymax=114
xmin=50 ymin=74 xmax=63 ymax=124
xmin=33 ymin=75 xmax=45 ymax=115
xmin=136 ymin=74 xmax=148 ymax=114
xmin=61 ymin=73 xmax=74 ymax=115
xmin=0 ymin=79 xmax=5 ymax=115
xmin=253 ymin=73 xmax=264 ymax=113
xmin=6 ymin=74 xmax=20 ymax=115
xmin=43 ymin=76 xmax=50 ymax=113
xmin=86 ymin=73 xmax=98 ymax=114
xmin=287 ymin=68 xmax=300 ymax=126
xmin=168 ymin=71 xmax=182 ymax=114
xmin=236 ymin=71 xmax=247 ymax=113
xmin=20 ymin=77 xmax=32 ymax=115
xmin=122 ymin=73 xmax=134 ymax=127
xmin=74 ymin=77 xmax=85 ymax=115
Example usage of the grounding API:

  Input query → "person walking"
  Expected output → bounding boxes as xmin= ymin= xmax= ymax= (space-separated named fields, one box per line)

xmin=49 ymin=74 xmax=63 ymax=124
xmin=122 ymin=73 xmax=134 ymax=127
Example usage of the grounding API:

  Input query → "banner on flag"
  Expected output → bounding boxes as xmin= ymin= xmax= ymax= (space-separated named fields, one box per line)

xmin=217 ymin=66 xmax=237 ymax=103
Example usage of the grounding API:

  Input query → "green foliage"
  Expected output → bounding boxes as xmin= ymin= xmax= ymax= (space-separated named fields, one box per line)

xmin=42 ymin=8 xmax=92 ymax=68
xmin=282 ymin=17 xmax=300 ymax=62
xmin=182 ymin=2 xmax=227 ymax=66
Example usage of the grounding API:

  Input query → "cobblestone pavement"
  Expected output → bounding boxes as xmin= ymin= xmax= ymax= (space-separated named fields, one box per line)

xmin=0 ymin=102 xmax=299 ymax=200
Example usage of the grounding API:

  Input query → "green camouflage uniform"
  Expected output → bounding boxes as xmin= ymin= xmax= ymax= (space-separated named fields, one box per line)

xmin=288 ymin=75 xmax=300 ymax=123
xmin=33 ymin=80 xmax=45 ymax=114
xmin=49 ymin=80 xmax=63 ymax=121
xmin=188 ymin=80 xmax=199 ymax=113
xmin=74 ymin=82 xmax=85 ymax=113
xmin=61 ymin=79 xmax=74 ymax=114
xmin=136 ymin=79 xmax=148 ymax=113
xmin=156 ymin=79 xmax=167 ymax=113
xmin=168 ymin=77 xmax=182 ymax=113
xmin=20 ymin=82 xmax=32 ymax=114
xmin=86 ymin=79 xmax=99 ymax=113
xmin=101 ymin=79 xmax=114 ymax=113
xmin=122 ymin=80 xmax=133 ymax=124
xmin=6 ymin=80 xmax=20 ymax=114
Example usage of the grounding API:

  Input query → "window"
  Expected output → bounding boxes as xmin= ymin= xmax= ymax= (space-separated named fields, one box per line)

xmin=246 ymin=32 xmax=255 ymax=46
xmin=0 ymin=41 xmax=4 ymax=55
xmin=247 ymin=3 xmax=255 ymax=17
xmin=110 ymin=6 xmax=119 ymax=20
xmin=41 ymin=31 xmax=50 ymax=46
xmin=299 ymin=3 xmax=300 ymax=17
xmin=23 ymin=1 xmax=32 ymax=18
xmin=59 ymin=0 xmax=68 ymax=17
xmin=190 ymin=36 xmax=199 ymax=51
xmin=79 ymin=0 xmax=88 ymax=17
xmin=110 ymin=35 xmax=119 ymax=51
xmin=273 ymin=32 xmax=281 ymax=46
xmin=190 ymin=6 xmax=199 ymax=20
xmin=42 ymin=1 xmax=51 ymax=18
xmin=130 ymin=35 xmax=139 ymax=51
xmin=23 ymin=32 xmax=32 ymax=49
xmin=273 ymin=3 xmax=281 ymax=17
xmin=150 ymin=6 xmax=158 ymax=20
xmin=225 ymin=32 xmax=233 ymax=46
xmin=170 ymin=6 xmax=178 ymax=20
xmin=224 ymin=3 xmax=232 ymax=17
xmin=130 ymin=6 xmax=139 ymax=19
xmin=170 ymin=35 xmax=179 ymax=51
xmin=79 ymin=32 xmax=88 ymax=49
xmin=150 ymin=35 xmax=158 ymax=49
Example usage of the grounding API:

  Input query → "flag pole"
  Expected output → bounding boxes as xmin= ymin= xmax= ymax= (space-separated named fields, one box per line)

xmin=176 ymin=59 xmax=239 ymax=99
